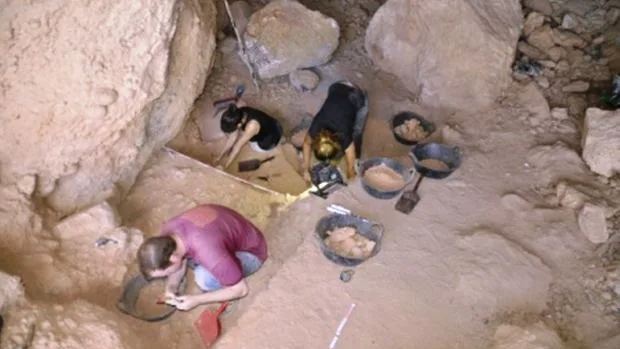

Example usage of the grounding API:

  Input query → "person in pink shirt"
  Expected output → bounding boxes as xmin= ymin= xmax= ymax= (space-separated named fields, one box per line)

xmin=136 ymin=204 xmax=268 ymax=311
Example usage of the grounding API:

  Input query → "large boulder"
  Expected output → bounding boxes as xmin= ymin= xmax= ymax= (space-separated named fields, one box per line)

xmin=581 ymin=108 xmax=620 ymax=178
xmin=243 ymin=0 xmax=340 ymax=79
xmin=0 ymin=0 xmax=217 ymax=214
xmin=365 ymin=0 xmax=522 ymax=112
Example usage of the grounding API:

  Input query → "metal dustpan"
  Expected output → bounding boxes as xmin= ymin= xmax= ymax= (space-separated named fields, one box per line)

xmin=195 ymin=302 xmax=229 ymax=347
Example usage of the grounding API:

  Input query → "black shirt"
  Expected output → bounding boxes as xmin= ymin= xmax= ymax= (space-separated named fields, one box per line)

xmin=309 ymin=82 xmax=364 ymax=152
xmin=240 ymin=107 xmax=283 ymax=149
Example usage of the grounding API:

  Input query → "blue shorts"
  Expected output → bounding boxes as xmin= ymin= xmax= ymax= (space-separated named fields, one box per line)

xmin=188 ymin=252 xmax=263 ymax=291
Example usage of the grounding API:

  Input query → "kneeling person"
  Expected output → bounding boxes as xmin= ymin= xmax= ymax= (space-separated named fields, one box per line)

xmin=137 ymin=204 xmax=268 ymax=311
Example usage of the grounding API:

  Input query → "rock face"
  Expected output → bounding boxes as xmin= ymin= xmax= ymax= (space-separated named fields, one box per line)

xmin=578 ymin=203 xmax=609 ymax=244
xmin=365 ymin=0 xmax=522 ymax=112
xmin=581 ymin=108 xmax=620 ymax=178
xmin=243 ymin=0 xmax=340 ymax=79
xmin=0 ymin=0 xmax=217 ymax=214
xmin=492 ymin=322 xmax=565 ymax=349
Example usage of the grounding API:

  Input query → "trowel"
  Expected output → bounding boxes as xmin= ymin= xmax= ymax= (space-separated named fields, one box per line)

xmin=213 ymin=85 xmax=245 ymax=109
xmin=394 ymin=174 xmax=424 ymax=214
xmin=237 ymin=156 xmax=275 ymax=172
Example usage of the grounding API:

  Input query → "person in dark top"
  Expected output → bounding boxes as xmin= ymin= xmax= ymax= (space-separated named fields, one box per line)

xmin=300 ymin=81 xmax=369 ymax=182
xmin=215 ymin=103 xmax=284 ymax=169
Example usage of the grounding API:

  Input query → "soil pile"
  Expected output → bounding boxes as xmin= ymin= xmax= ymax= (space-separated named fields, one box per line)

xmin=363 ymin=164 xmax=406 ymax=191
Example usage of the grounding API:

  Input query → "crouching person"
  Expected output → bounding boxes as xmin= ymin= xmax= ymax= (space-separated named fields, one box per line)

xmin=137 ymin=204 xmax=268 ymax=311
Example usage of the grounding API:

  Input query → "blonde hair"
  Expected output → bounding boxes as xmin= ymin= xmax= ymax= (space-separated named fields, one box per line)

xmin=312 ymin=129 xmax=342 ymax=161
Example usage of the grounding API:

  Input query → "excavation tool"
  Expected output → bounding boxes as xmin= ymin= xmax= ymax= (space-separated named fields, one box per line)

xmin=195 ymin=302 xmax=229 ymax=348
xmin=213 ymin=84 xmax=245 ymax=108
xmin=237 ymin=156 xmax=275 ymax=172
xmin=394 ymin=142 xmax=462 ymax=215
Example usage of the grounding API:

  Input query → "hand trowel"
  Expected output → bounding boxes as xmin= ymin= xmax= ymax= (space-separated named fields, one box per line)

xmin=394 ymin=174 xmax=424 ymax=214
xmin=237 ymin=156 xmax=275 ymax=172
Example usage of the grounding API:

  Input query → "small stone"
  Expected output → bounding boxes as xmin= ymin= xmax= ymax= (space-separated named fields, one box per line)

xmin=607 ymin=8 xmax=620 ymax=25
xmin=593 ymin=36 xmax=605 ymax=45
xmin=11 ymin=335 xmax=25 ymax=346
xmin=513 ymin=71 xmax=531 ymax=82
xmin=16 ymin=175 xmax=37 ymax=197
xmin=552 ymin=29 xmax=587 ymax=48
xmin=53 ymin=305 xmax=64 ymax=312
xmin=614 ymin=284 xmax=620 ymax=296
xmin=565 ymin=49 xmax=585 ymax=65
xmin=556 ymin=60 xmax=570 ymax=73
xmin=547 ymin=46 xmax=566 ymax=62
xmin=527 ymin=25 xmax=556 ymax=51
xmin=562 ymin=80 xmax=589 ymax=93
xmin=517 ymin=41 xmax=548 ymax=61
xmin=551 ymin=108 xmax=568 ymax=120
xmin=535 ymin=76 xmax=550 ymax=88
xmin=538 ymin=60 xmax=556 ymax=68
xmin=64 ymin=318 xmax=77 ymax=329
xmin=289 ymin=69 xmax=320 ymax=92
xmin=561 ymin=13 xmax=579 ymax=30
xmin=217 ymin=37 xmax=237 ymax=55
xmin=556 ymin=181 xmax=587 ymax=210
xmin=93 ymin=88 xmax=118 ymax=106
xmin=602 ymin=292 xmax=613 ymax=301
xmin=523 ymin=0 xmax=553 ymax=16
xmin=578 ymin=203 xmax=609 ymax=244
xmin=501 ymin=193 xmax=533 ymax=211
xmin=523 ymin=12 xmax=546 ymax=36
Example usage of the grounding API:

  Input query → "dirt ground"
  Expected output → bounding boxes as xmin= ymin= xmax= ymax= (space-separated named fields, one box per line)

xmin=1 ymin=0 xmax=620 ymax=349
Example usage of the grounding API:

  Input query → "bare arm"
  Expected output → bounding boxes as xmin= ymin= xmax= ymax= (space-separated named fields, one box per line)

xmin=301 ymin=134 xmax=312 ymax=173
xmin=165 ymin=258 xmax=187 ymax=295
xmin=215 ymin=131 xmax=238 ymax=165
xmin=344 ymin=144 xmax=357 ymax=180
xmin=192 ymin=279 xmax=248 ymax=304
xmin=223 ymin=120 xmax=260 ymax=168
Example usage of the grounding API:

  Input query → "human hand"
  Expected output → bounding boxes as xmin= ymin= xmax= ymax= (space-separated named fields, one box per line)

xmin=173 ymin=295 xmax=201 ymax=311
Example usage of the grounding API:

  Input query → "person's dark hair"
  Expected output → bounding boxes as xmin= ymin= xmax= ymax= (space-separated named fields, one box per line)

xmin=220 ymin=104 xmax=244 ymax=133
xmin=137 ymin=236 xmax=177 ymax=279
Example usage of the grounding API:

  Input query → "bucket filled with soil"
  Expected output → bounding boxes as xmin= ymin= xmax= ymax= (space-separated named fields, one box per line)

xmin=315 ymin=213 xmax=384 ymax=267
xmin=359 ymin=157 xmax=413 ymax=199
xmin=390 ymin=111 xmax=436 ymax=145
xmin=410 ymin=142 xmax=462 ymax=179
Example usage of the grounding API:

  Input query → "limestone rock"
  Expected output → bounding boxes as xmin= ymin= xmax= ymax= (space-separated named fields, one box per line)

xmin=578 ymin=203 xmax=609 ymax=244
xmin=561 ymin=13 xmax=580 ymax=30
xmin=0 ymin=0 xmax=217 ymax=214
xmin=523 ymin=12 xmax=546 ymax=36
xmin=518 ymin=42 xmax=548 ymax=61
xmin=581 ymin=108 xmax=620 ymax=177
xmin=243 ymin=0 xmax=340 ymax=79
xmin=54 ymin=201 xmax=120 ymax=240
xmin=289 ymin=69 xmax=320 ymax=92
xmin=0 ymin=271 xmax=24 ymax=312
xmin=230 ymin=1 xmax=253 ymax=35
xmin=523 ymin=0 xmax=553 ymax=16
xmin=556 ymin=181 xmax=588 ymax=210
xmin=547 ymin=46 xmax=567 ymax=62
xmin=527 ymin=25 xmax=556 ymax=51
xmin=562 ymin=80 xmax=589 ymax=92
xmin=218 ymin=36 xmax=238 ymax=55
xmin=365 ymin=0 xmax=522 ymax=113
xmin=552 ymin=29 xmax=587 ymax=48
xmin=493 ymin=322 xmax=565 ymax=349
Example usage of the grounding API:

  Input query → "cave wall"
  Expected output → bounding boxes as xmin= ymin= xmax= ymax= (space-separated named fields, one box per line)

xmin=0 ymin=0 xmax=217 ymax=214
xmin=366 ymin=0 xmax=523 ymax=113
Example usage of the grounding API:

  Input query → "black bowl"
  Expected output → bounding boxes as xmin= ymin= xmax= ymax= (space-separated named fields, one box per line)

xmin=315 ymin=213 xmax=384 ymax=267
xmin=410 ymin=142 xmax=462 ymax=179
xmin=391 ymin=111 xmax=436 ymax=146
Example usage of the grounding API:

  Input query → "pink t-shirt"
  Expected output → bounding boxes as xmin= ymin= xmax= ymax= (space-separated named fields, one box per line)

xmin=160 ymin=204 xmax=267 ymax=286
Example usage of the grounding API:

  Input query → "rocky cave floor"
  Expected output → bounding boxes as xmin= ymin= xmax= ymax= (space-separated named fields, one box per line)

xmin=2 ymin=0 xmax=620 ymax=349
